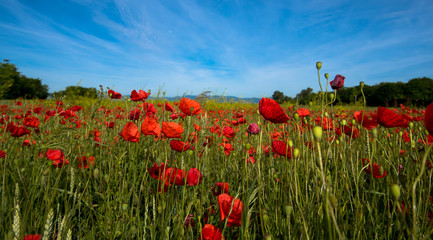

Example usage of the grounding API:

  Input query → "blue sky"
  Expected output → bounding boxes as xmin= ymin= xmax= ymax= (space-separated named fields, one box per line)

xmin=1 ymin=0 xmax=433 ymax=98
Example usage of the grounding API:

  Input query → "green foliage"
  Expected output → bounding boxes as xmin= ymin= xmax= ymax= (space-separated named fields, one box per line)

xmin=272 ymin=90 xmax=293 ymax=104
xmin=406 ymin=77 xmax=433 ymax=106
xmin=52 ymin=85 xmax=98 ymax=100
xmin=306 ymin=77 xmax=433 ymax=107
xmin=0 ymin=62 xmax=49 ymax=99
xmin=295 ymin=87 xmax=315 ymax=105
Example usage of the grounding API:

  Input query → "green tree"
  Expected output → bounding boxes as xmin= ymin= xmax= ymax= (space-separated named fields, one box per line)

xmin=296 ymin=87 xmax=314 ymax=105
xmin=0 ymin=61 xmax=49 ymax=99
xmin=272 ymin=90 xmax=285 ymax=103
xmin=406 ymin=77 xmax=433 ymax=106
xmin=53 ymin=85 xmax=97 ymax=99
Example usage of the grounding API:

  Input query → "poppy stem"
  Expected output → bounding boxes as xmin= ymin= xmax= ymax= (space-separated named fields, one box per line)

xmin=411 ymin=143 xmax=433 ymax=239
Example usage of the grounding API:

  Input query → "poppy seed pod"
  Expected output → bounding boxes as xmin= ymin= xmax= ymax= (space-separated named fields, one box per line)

xmin=324 ymin=73 xmax=329 ymax=79
xmin=313 ymin=126 xmax=323 ymax=140
xmin=390 ymin=184 xmax=401 ymax=199
xmin=316 ymin=62 xmax=322 ymax=70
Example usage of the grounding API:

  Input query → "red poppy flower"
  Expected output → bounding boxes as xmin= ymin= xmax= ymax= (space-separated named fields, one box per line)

xmin=425 ymin=103 xmax=433 ymax=135
xmin=217 ymin=193 xmax=244 ymax=227
xmin=377 ymin=106 xmax=408 ymax=128
xmin=147 ymin=162 xmax=167 ymax=180
xmin=162 ymin=167 xmax=187 ymax=186
xmin=201 ymin=224 xmax=225 ymax=240
xmin=330 ymin=74 xmax=345 ymax=90
xmin=143 ymin=103 xmax=157 ymax=117
xmin=211 ymin=182 xmax=229 ymax=196
xmin=170 ymin=140 xmax=191 ymax=152
xmin=164 ymin=102 xmax=174 ymax=112
xmin=272 ymin=140 xmax=292 ymax=159
xmin=220 ymin=143 xmax=234 ymax=156
xmin=129 ymin=108 xmax=141 ymax=121
xmin=0 ymin=150 xmax=5 ymax=159
xmin=130 ymin=89 xmax=150 ymax=101
xmin=187 ymin=168 xmax=202 ymax=186
xmin=141 ymin=116 xmax=161 ymax=136
xmin=70 ymin=105 xmax=83 ymax=112
xmin=162 ymin=122 xmax=184 ymax=138
xmin=353 ymin=111 xmax=378 ymax=130
xmin=23 ymin=116 xmax=40 ymax=129
xmin=222 ymin=126 xmax=235 ymax=139
xmin=9 ymin=123 xmax=31 ymax=137
xmin=45 ymin=149 xmax=69 ymax=168
xmin=23 ymin=235 xmax=41 ymax=240
xmin=108 ymin=90 xmax=122 ymax=99
xmin=78 ymin=155 xmax=95 ymax=169
xmin=362 ymin=158 xmax=387 ymax=178
xmin=343 ymin=125 xmax=360 ymax=139
xmin=247 ymin=123 xmax=260 ymax=134
xmin=119 ymin=122 xmax=140 ymax=142
xmin=105 ymin=121 xmax=115 ymax=128
xmin=296 ymin=108 xmax=311 ymax=117
xmin=259 ymin=98 xmax=289 ymax=124
xmin=179 ymin=98 xmax=202 ymax=116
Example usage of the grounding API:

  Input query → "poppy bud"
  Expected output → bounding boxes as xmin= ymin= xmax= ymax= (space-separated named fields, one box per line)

xmin=341 ymin=119 xmax=347 ymax=126
xmin=324 ymin=73 xmax=329 ymax=79
xmin=390 ymin=184 xmax=401 ymax=199
xmin=329 ymin=93 xmax=334 ymax=100
xmin=264 ymin=234 xmax=272 ymax=240
xmin=93 ymin=168 xmax=100 ymax=179
xmin=284 ymin=204 xmax=293 ymax=216
xmin=293 ymin=148 xmax=300 ymax=157
xmin=294 ymin=113 xmax=299 ymax=121
xmin=309 ymin=101 xmax=313 ymax=107
xmin=408 ymin=122 xmax=413 ymax=128
xmin=122 ymin=203 xmax=128 ymax=211
xmin=328 ymin=193 xmax=338 ymax=208
xmin=313 ymin=126 xmax=323 ymax=140
xmin=316 ymin=62 xmax=322 ymax=70
xmin=360 ymin=81 xmax=364 ymax=87
xmin=288 ymin=140 xmax=294 ymax=148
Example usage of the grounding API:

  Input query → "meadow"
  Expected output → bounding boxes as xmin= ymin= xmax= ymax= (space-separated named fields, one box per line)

xmin=1 ymin=84 xmax=433 ymax=240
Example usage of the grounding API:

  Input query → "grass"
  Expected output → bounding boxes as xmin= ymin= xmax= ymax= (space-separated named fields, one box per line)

xmin=0 ymin=95 xmax=432 ymax=239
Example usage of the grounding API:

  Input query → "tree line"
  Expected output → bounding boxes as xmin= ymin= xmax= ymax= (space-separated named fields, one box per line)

xmin=273 ymin=77 xmax=433 ymax=107
xmin=1 ymin=61 xmax=431 ymax=106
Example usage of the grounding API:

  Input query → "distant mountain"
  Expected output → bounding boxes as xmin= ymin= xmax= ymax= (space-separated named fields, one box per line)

xmin=150 ymin=95 xmax=261 ymax=103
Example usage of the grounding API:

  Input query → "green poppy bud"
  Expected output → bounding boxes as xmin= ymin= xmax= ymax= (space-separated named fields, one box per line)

xmin=360 ymin=81 xmax=365 ymax=87
xmin=294 ymin=113 xmax=300 ymax=121
xmin=341 ymin=119 xmax=347 ymax=126
xmin=309 ymin=101 xmax=313 ymax=107
xmin=288 ymin=140 xmax=294 ymax=148
xmin=390 ymin=184 xmax=401 ymax=199
xmin=284 ymin=204 xmax=293 ymax=216
xmin=324 ymin=73 xmax=329 ymax=79
xmin=329 ymin=93 xmax=334 ymax=100
xmin=408 ymin=122 xmax=413 ymax=128
xmin=93 ymin=168 xmax=100 ymax=179
xmin=313 ymin=126 xmax=323 ymax=140
xmin=122 ymin=203 xmax=128 ymax=211
xmin=293 ymin=148 xmax=300 ymax=157
xmin=316 ymin=62 xmax=322 ymax=70
xmin=329 ymin=193 xmax=338 ymax=208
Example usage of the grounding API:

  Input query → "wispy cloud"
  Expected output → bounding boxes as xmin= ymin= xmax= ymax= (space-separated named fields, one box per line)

xmin=1 ymin=0 xmax=432 ymax=97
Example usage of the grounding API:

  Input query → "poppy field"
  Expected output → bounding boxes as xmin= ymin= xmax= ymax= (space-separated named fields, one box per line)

xmin=2 ymin=77 xmax=433 ymax=239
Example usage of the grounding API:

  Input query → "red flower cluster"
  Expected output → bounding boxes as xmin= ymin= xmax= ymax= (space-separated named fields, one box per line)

xmin=45 ymin=149 xmax=69 ymax=168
